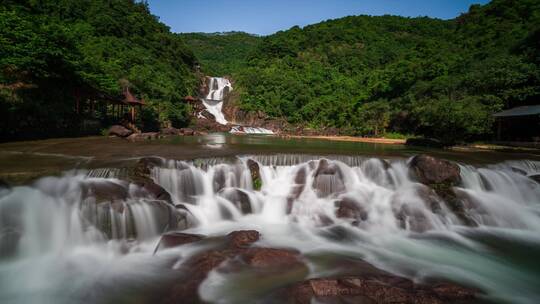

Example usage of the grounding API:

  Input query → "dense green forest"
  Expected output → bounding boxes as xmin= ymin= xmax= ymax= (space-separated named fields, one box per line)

xmin=0 ymin=0 xmax=197 ymax=140
xmin=1 ymin=0 xmax=539 ymax=142
xmin=184 ymin=0 xmax=540 ymax=142
xmin=180 ymin=32 xmax=260 ymax=76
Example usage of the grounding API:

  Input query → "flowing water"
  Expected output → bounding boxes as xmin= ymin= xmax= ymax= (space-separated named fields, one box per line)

xmin=230 ymin=126 xmax=274 ymax=135
xmin=201 ymin=77 xmax=275 ymax=134
xmin=0 ymin=151 xmax=539 ymax=303
xmin=203 ymin=77 xmax=231 ymax=125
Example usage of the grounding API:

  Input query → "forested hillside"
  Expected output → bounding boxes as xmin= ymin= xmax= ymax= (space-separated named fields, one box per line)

xmin=2 ymin=0 xmax=538 ymax=143
xmin=0 ymin=0 xmax=197 ymax=140
xmin=180 ymin=32 xmax=260 ymax=76
xmin=188 ymin=0 xmax=539 ymax=142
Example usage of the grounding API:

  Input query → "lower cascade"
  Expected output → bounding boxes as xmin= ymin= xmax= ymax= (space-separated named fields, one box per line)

xmin=230 ymin=125 xmax=274 ymax=134
xmin=1 ymin=155 xmax=539 ymax=303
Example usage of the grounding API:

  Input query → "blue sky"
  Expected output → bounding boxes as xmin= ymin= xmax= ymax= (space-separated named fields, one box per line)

xmin=146 ymin=0 xmax=490 ymax=35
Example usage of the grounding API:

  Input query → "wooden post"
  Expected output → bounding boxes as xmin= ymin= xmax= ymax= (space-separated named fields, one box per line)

xmin=497 ymin=119 xmax=502 ymax=141
xmin=131 ymin=106 xmax=135 ymax=122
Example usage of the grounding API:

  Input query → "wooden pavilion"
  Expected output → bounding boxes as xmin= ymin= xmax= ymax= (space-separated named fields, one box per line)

xmin=493 ymin=105 xmax=540 ymax=142
xmin=75 ymin=86 xmax=145 ymax=123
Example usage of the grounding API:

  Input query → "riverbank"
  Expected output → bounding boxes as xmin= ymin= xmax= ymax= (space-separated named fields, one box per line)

xmin=284 ymin=135 xmax=406 ymax=144
xmin=2 ymin=134 xmax=540 ymax=186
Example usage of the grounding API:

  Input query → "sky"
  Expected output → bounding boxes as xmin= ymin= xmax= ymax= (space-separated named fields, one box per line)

xmin=146 ymin=0 xmax=491 ymax=36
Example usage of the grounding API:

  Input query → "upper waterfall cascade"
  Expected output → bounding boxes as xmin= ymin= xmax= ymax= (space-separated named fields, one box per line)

xmin=202 ymin=77 xmax=231 ymax=125
xmin=200 ymin=77 xmax=274 ymax=134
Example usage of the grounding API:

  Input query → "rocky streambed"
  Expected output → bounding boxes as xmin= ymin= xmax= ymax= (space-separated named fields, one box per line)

xmin=1 ymin=152 xmax=539 ymax=304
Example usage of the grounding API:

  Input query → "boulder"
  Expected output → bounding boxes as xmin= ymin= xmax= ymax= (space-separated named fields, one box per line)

xmin=219 ymin=188 xmax=252 ymax=214
xmin=282 ymin=275 xmax=476 ymax=304
xmin=335 ymin=197 xmax=368 ymax=221
xmin=129 ymin=157 xmax=164 ymax=183
xmin=511 ymin=167 xmax=527 ymax=175
xmin=163 ymin=230 xmax=261 ymax=303
xmin=80 ymin=180 xmax=129 ymax=203
xmin=126 ymin=133 xmax=160 ymax=141
xmin=409 ymin=155 xmax=460 ymax=185
xmin=410 ymin=155 xmax=476 ymax=226
xmin=180 ymin=128 xmax=195 ymax=136
xmin=287 ymin=165 xmax=307 ymax=214
xmin=246 ymin=159 xmax=262 ymax=190
xmin=393 ymin=203 xmax=433 ymax=233
xmin=175 ymin=204 xmax=197 ymax=230
xmin=239 ymin=247 xmax=303 ymax=268
xmin=161 ymin=127 xmax=182 ymax=135
xmin=157 ymin=232 xmax=204 ymax=250
xmin=0 ymin=179 xmax=9 ymax=189
xmin=278 ymin=256 xmax=478 ymax=304
xmin=405 ymin=137 xmax=446 ymax=148
xmin=529 ymin=174 xmax=540 ymax=183
xmin=312 ymin=159 xmax=346 ymax=198
xmin=226 ymin=230 xmax=260 ymax=248
xmin=107 ymin=125 xmax=133 ymax=137
xmin=139 ymin=180 xmax=173 ymax=205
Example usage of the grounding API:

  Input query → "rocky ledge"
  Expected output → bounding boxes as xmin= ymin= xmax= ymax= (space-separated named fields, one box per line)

xmin=157 ymin=230 xmax=478 ymax=304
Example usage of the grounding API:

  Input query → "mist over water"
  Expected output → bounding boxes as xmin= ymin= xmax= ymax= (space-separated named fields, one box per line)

xmin=1 ymin=154 xmax=539 ymax=304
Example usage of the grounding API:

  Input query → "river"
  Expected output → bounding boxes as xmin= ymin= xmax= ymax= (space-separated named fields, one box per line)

xmin=0 ymin=134 xmax=539 ymax=304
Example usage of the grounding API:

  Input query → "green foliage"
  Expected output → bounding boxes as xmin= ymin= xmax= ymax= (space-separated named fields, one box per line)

xmin=0 ymin=0 xmax=197 ymax=140
xmin=180 ymin=32 xmax=261 ymax=76
xmin=202 ymin=0 xmax=539 ymax=142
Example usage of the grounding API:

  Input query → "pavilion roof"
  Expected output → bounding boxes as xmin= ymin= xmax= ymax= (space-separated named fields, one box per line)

xmin=493 ymin=105 xmax=540 ymax=117
xmin=122 ymin=87 xmax=145 ymax=105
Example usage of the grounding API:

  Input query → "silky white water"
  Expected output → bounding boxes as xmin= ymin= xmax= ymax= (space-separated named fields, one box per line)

xmin=202 ymin=77 xmax=231 ymax=125
xmin=1 ymin=156 xmax=539 ymax=303
xmin=230 ymin=126 xmax=274 ymax=134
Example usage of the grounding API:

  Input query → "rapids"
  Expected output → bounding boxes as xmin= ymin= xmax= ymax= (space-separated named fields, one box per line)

xmin=1 ymin=155 xmax=539 ymax=304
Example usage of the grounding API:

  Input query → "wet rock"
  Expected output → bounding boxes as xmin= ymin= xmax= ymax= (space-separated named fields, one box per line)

xmin=219 ymin=188 xmax=252 ymax=214
xmin=140 ymin=181 xmax=173 ymax=205
xmin=312 ymin=159 xmax=346 ymax=198
xmin=335 ymin=197 xmax=368 ymax=221
xmin=393 ymin=203 xmax=433 ymax=233
xmin=246 ymin=159 xmax=262 ymax=190
xmin=107 ymin=125 xmax=132 ymax=137
xmin=0 ymin=179 xmax=10 ymax=189
xmin=410 ymin=155 xmax=460 ymax=185
xmin=127 ymin=132 xmax=160 ymax=141
xmin=157 ymin=232 xmax=204 ymax=250
xmin=212 ymin=168 xmax=227 ymax=192
xmin=180 ymin=128 xmax=195 ymax=136
xmin=281 ymin=274 xmax=476 ymax=304
xmin=287 ymin=166 xmax=307 ymax=214
xmin=226 ymin=230 xmax=260 ymax=248
xmin=529 ymin=174 xmax=540 ymax=183
xmin=131 ymin=157 xmax=164 ymax=181
xmin=415 ymin=184 xmax=443 ymax=214
xmin=0 ymin=180 xmax=11 ymax=197
xmin=163 ymin=230 xmax=261 ymax=303
xmin=81 ymin=180 xmax=129 ymax=203
xmin=160 ymin=127 xmax=182 ymax=135
xmin=409 ymin=155 xmax=474 ymax=226
xmin=511 ymin=167 xmax=527 ymax=176
xmin=175 ymin=204 xmax=197 ymax=230
xmin=239 ymin=247 xmax=304 ymax=268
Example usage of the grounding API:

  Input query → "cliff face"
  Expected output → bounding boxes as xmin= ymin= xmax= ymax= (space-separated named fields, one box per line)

xmin=191 ymin=75 xmax=287 ymax=133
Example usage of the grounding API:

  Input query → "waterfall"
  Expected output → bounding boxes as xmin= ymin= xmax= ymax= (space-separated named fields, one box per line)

xmin=202 ymin=77 xmax=232 ymax=125
xmin=1 ymin=156 xmax=539 ymax=303
xmin=230 ymin=126 xmax=274 ymax=134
